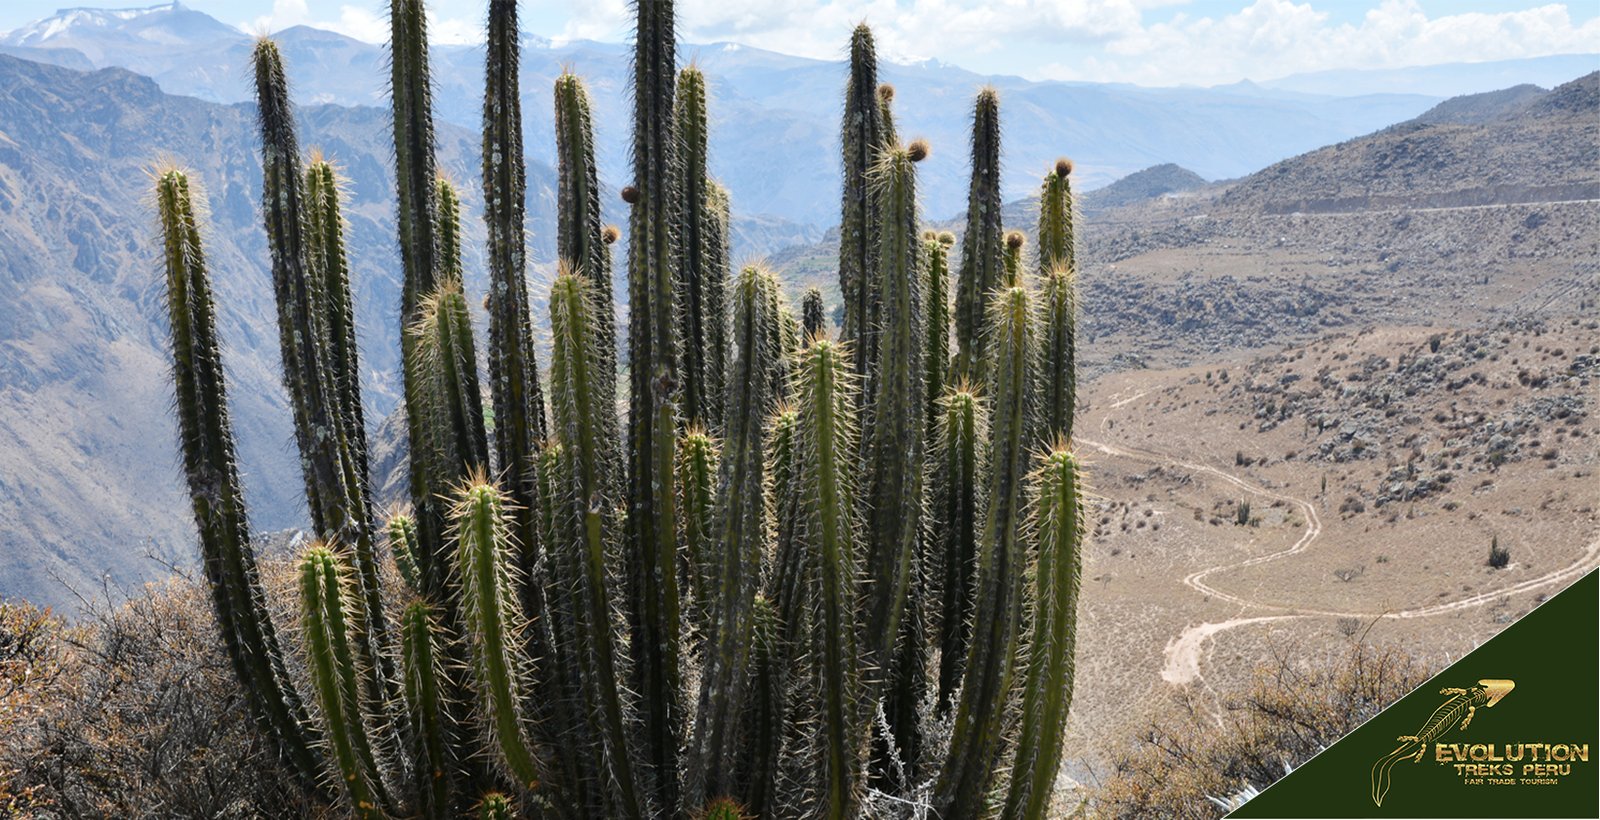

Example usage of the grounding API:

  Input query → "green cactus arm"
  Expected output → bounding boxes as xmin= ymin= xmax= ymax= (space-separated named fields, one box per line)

xmin=674 ymin=66 xmax=720 ymax=428
xmin=435 ymin=176 xmax=464 ymax=286
xmin=401 ymin=602 xmax=452 ymax=819
xmin=1002 ymin=446 xmax=1085 ymax=819
xmin=952 ymin=88 xmax=1005 ymax=386
xmin=1003 ymin=231 xmax=1026 ymax=288
xmin=625 ymin=1 xmax=686 ymax=810
xmin=802 ymin=287 xmax=825 ymax=338
xmin=922 ymin=235 xmax=952 ymax=445
xmin=705 ymin=182 xmax=732 ymax=422
xmin=796 ymin=340 xmax=865 ymax=819
xmin=935 ymin=284 xmax=1036 ymax=818
xmin=299 ymin=547 xmax=391 ymax=817
xmin=686 ymin=266 xmax=783 ymax=803
xmin=554 ymin=73 xmax=615 ymax=348
xmin=678 ymin=429 xmax=719 ymax=629
xmin=838 ymin=23 xmax=885 ymax=378
xmin=480 ymin=4 xmax=556 ymax=749
xmin=738 ymin=593 xmax=782 ymax=816
xmin=303 ymin=159 xmax=370 ymax=490
xmin=548 ymin=274 xmax=644 ymax=817
xmin=877 ymin=83 xmax=898 ymax=147
xmin=388 ymin=512 xmax=423 ymax=594
xmin=932 ymin=388 xmax=986 ymax=712
xmin=859 ymin=143 xmax=929 ymax=780
xmin=407 ymin=282 xmax=491 ymax=504
xmin=156 ymin=168 xmax=324 ymax=792
xmin=452 ymin=482 xmax=545 ymax=792
xmin=1037 ymin=159 xmax=1075 ymax=277
xmin=1039 ymin=266 xmax=1078 ymax=443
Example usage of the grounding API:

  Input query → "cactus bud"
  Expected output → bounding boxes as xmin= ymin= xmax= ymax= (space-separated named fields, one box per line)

xmin=621 ymin=185 xmax=640 ymax=204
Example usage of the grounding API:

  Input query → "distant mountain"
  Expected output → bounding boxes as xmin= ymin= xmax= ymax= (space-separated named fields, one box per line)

xmin=2 ymin=2 xmax=1455 ymax=228
xmin=1261 ymin=54 xmax=1600 ymax=98
xmin=1218 ymin=72 xmax=1600 ymax=215
xmin=0 ymin=52 xmax=571 ymax=612
xmin=1081 ymin=163 xmax=1209 ymax=215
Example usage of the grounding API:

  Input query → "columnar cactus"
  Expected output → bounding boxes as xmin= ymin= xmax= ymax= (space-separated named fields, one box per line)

xmin=481 ymin=1 xmax=549 ymax=669
xmin=922 ymin=231 xmax=954 ymax=444
xmin=675 ymin=65 xmax=729 ymax=429
xmin=554 ymin=72 xmax=615 ymax=347
xmin=935 ymin=284 xmax=1037 ymax=818
xmin=793 ymin=339 xmax=866 ymax=819
xmin=1004 ymin=230 xmax=1027 ymax=287
xmin=686 ymin=266 xmax=785 ymax=804
xmin=626 ymin=0 xmax=687 ymax=811
xmin=156 ymin=168 xmax=322 ymax=791
xmin=802 ymin=287 xmax=825 ymax=337
xmin=838 ymin=24 xmax=886 ymax=378
xmin=1038 ymin=158 xmax=1076 ymax=276
xmin=298 ymin=546 xmax=392 ymax=817
xmin=953 ymin=87 xmax=1005 ymax=385
xmin=161 ymin=7 xmax=1089 ymax=818
xmin=1003 ymin=444 xmax=1085 ymax=819
xmin=931 ymin=387 xmax=986 ymax=712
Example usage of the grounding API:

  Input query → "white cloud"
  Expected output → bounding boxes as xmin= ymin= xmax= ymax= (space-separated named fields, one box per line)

xmin=247 ymin=0 xmax=477 ymax=45
xmin=1044 ymin=0 xmax=1600 ymax=85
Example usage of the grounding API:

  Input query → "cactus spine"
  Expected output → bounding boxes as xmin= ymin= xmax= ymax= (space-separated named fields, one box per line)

xmin=156 ymin=169 xmax=323 ymax=790
xmin=953 ymin=88 xmax=1005 ymax=385
xmin=478 ymin=792 xmax=514 ymax=820
xmin=626 ymin=0 xmax=686 ymax=810
xmin=675 ymin=65 xmax=728 ymax=429
xmin=1002 ymin=445 xmax=1084 ymax=819
xmin=1038 ymin=158 xmax=1076 ymax=276
xmin=839 ymin=24 xmax=886 ymax=378
xmin=935 ymin=284 xmax=1036 ymax=818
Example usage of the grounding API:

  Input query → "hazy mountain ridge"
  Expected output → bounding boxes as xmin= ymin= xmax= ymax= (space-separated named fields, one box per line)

xmin=1 ymin=1 xmax=1464 ymax=228
xmin=0 ymin=51 xmax=567 ymax=611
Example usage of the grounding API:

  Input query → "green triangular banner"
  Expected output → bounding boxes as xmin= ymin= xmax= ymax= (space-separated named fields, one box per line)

xmin=1231 ymin=569 xmax=1598 ymax=818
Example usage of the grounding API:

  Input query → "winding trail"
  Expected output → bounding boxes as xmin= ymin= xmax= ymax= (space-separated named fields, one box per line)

xmin=1080 ymin=390 xmax=1600 ymax=687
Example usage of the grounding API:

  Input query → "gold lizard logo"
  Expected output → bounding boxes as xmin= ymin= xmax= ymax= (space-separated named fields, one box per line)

xmin=1371 ymin=679 xmax=1515 ymax=806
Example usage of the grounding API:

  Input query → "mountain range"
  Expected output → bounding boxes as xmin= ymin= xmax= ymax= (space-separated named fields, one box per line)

xmin=11 ymin=1 xmax=1585 ymax=231
xmin=0 ymin=4 xmax=1594 ymax=614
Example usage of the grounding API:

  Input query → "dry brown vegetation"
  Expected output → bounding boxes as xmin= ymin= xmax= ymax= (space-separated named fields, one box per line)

xmin=1092 ymin=641 xmax=1426 ymax=819
xmin=0 ymin=578 xmax=317 ymax=819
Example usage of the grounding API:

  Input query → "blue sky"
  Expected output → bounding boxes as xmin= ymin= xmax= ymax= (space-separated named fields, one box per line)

xmin=3 ymin=0 xmax=1596 ymax=84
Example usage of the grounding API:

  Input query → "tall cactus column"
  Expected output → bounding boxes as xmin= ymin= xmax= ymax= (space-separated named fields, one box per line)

xmin=1003 ymin=445 xmax=1084 ymax=819
xmin=952 ymin=88 xmax=1004 ymax=384
xmin=674 ymin=66 xmax=729 ymax=430
xmin=555 ymin=73 xmax=615 ymax=351
xmin=480 ymin=0 xmax=553 ymax=718
xmin=862 ymin=141 xmax=928 ymax=778
xmin=156 ymin=169 xmax=323 ymax=792
xmin=935 ymin=284 xmax=1036 ymax=818
xmin=838 ymin=24 xmax=886 ymax=379
xmin=626 ymin=0 xmax=686 ymax=812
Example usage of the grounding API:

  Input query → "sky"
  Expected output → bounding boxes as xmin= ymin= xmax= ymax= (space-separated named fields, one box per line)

xmin=1 ymin=0 xmax=1596 ymax=86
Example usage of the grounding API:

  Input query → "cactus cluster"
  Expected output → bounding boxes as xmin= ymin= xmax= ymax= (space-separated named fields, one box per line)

xmin=156 ymin=1 xmax=1083 ymax=817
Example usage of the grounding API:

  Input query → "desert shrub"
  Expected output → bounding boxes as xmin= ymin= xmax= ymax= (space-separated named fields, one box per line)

xmin=0 ymin=578 xmax=318 ymax=819
xmin=1488 ymin=535 xmax=1511 ymax=569
xmin=1094 ymin=641 xmax=1425 ymax=818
